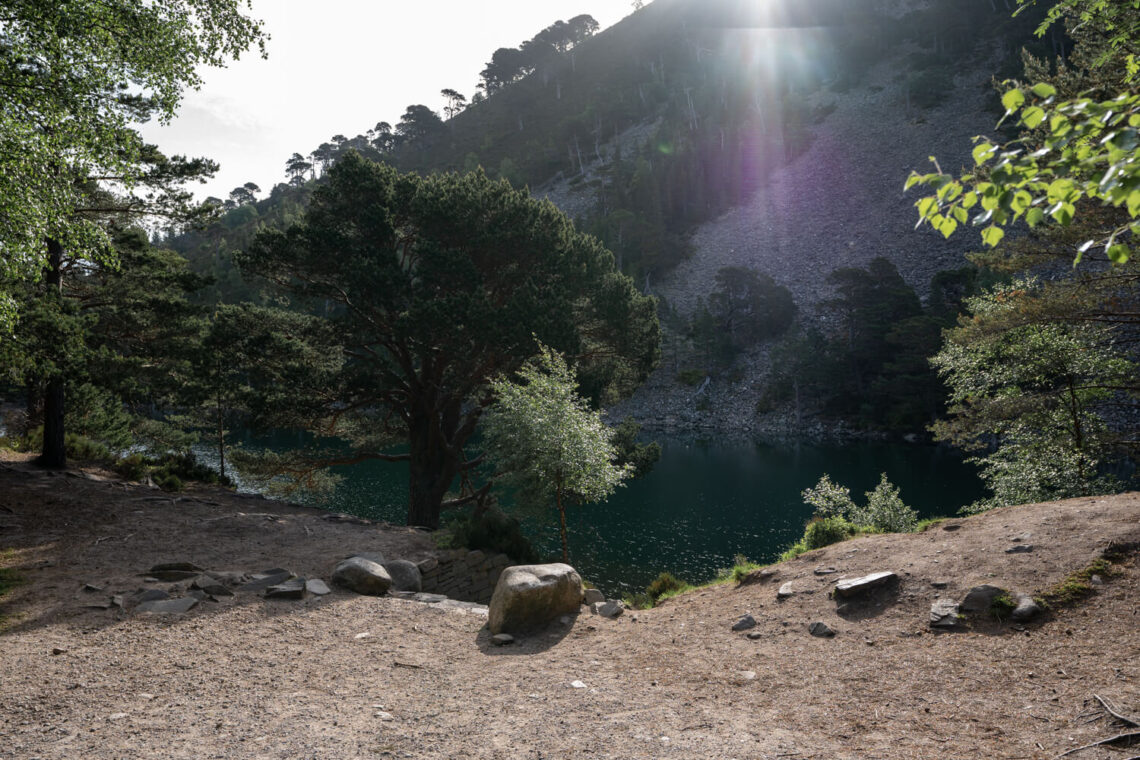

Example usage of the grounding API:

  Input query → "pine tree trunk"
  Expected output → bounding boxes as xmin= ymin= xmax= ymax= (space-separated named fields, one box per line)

xmin=37 ymin=238 xmax=66 ymax=470
xmin=406 ymin=414 xmax=459 ymax=530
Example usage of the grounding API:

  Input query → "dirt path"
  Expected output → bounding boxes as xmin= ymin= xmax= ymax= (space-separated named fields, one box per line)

xmin=2 ymin=455 xmax=1139 ymax=759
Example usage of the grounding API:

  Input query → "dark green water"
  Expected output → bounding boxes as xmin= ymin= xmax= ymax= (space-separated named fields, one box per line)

xmin=222 ymin=434 xmax=985 ymax=597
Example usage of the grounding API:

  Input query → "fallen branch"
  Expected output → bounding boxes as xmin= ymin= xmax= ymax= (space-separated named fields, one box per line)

xmin=1094 ymin=694 xmax=1140 ymax=727
xmin=1053 ymin=730 xmax=1140 ymax=759
xmin=392 ymin=661 xmax=423 ymax=669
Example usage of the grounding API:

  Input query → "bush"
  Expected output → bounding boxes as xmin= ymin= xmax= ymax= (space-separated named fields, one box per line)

xmin=801 ymin=475 xmax=856 ymax=519
xmin=443 ymin=506 xmax=540 ymax=564
xmin=114 ymin=453 xmax=149 ymax=482
xmin=803 ymin=516 xmax=857 ymax=550
xmin=860 ymin=473 xmax=919 ymax=532
xmin=646 ymin=571 xmax=688 ymax=602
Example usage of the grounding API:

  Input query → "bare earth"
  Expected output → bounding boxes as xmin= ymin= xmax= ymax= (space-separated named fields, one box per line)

xmin=2 ymin=453 xmax=1139 ymax=760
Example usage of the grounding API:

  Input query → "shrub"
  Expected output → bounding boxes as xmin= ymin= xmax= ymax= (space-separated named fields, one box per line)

xmin=860 ymin=473 xmax=919 ymax=533
xmin=804 ymin=516 xmax=857 ymax=550
xmin=801 ymin=475 xmax=856 ymax=519
xmin=646 ymin=571 xmax=688 ymax=602
xmin=114 ymin=453 xmax=149 ymax=482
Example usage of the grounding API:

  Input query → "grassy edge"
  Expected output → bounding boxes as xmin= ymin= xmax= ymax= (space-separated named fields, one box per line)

xmin=1035 ymin=542 xmax=1136 ymax=611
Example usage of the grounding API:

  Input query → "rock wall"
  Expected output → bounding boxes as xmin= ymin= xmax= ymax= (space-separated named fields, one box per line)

xmin=419 ymin=549 xmax=513 ymax=604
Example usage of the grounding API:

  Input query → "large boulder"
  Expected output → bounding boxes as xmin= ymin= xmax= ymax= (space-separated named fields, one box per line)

xmin=332 ymin=557 xmax=392 ymax=595
xmin=383 ymin=560 xmax=423 ymax=592
xmin=488 ymin=564 xmax=584 ymax=635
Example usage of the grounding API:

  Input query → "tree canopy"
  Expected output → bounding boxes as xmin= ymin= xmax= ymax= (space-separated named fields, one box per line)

xmin=0 ymin=0 xmax=266 ymax=332
xmin=238 ymin=152 xmax=659 ymax=529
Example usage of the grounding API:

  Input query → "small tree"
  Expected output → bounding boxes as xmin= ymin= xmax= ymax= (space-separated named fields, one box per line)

xmin=481 ymin=347 xmax=632 ymax=563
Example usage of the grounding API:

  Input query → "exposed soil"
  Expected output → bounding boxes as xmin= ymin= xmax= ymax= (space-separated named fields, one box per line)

xmin=2 ymin=452 xmax=1140 ymax=760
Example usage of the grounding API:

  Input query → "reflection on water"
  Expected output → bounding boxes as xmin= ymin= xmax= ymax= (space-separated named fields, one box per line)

xmin=206 ymin=434 xmax=984 ymax=597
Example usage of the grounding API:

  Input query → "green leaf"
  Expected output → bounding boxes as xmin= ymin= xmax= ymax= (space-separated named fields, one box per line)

xmin=1002 ymin=89 xmax=1026 ymax=113
xmin=916 ymin=197 xmax=937 ymax=220
xmin=981 ymin=226 xmax=1005 ymax=247
xmin=1107 ymin=244 xmax=1130 ymax=264
xmin=1031 ymin=83 xmax=1056 ymax=99
xmin=972 ymin=143 xmax=996 ymax=165
xmin=1021 ymin=106 xmax=1046 ymax=129
xmin=1026 ymin=207 xmax=1045 ymax=227
xmin=938 ymin=215 xmax=958 ymax=239
xmin=1047 ymin=178 xmax=1076 ymax=204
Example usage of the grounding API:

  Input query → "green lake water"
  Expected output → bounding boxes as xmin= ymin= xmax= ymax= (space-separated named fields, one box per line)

xmin=225 ymin=434 xmax=986 ymax=597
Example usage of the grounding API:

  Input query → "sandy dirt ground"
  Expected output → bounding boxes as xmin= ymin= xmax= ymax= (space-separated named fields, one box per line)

xmin=2 ymin=453 xmax=1140 ymax=760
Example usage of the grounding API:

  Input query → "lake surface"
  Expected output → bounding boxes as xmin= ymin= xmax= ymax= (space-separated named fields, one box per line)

xmin=223 ymin=434 xmax=986 ymax=597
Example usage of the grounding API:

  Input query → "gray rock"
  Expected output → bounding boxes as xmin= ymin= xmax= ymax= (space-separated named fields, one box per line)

xmin=265 ymin=578 xmax=306 ymax=600
xmin=487 ymin=563 xmax=584 ymax=635
xmin=746 ymin=630 xmax=764 ymax=640
xmin=961 ymin=584 xmax=1008 ymax=613
xmin=239 ymin=571 xmax=293 ymax=593
xmin=1011 ymin=594 xmax=1042 ymax=622
xmin=84 ymin=599 xmax=113 ymax=610
xmin=583 ymin=588 xmax=605 ymax=606
xmin=383 ymin=560 xmax=422 ymax=593
xmin=731 ymin=614 xmax=757 ymax=632
xmin=191 ymin=576 xmax=233 ymax=597
xmin=83 ymin=583 xmax=104 ymax=593
xmin=135 ymin=596 xmax=199 ymax=614
xmin=135 ymin=589 xmax=170 ymax=604
xmin=776 ymin=581 xmax=796 ymax=600
xmin=1090 ymin=574 xmax=1104 ymax=586
xmin=1005 ymin=544 xmax=1034 ymax=554
xmin=349 ymin=552 xmax=385 ymax=565
xmin=834 ymin=572 xmax=898 ymax=598
xmin=416 ymin=557 xmax=439 ymax=574
xmin=332 ymin=557 xmax=393 ymax=595
xmin=596 ymin=600 xmax=624 ymax=619
xmin=930 ymin=580 xmax=949 ymax=589
xmin=305 ymin=579 xmax=331 ymax=596
xmin=813 ymin=567 xmax=837 ymax=576
xmin=808 ymin=622 xmax=835 ymax=638
xmin=929 ymin=598 xmax=960 ymax=628
xmin=491 ymin=633 xmax=514 ymax=646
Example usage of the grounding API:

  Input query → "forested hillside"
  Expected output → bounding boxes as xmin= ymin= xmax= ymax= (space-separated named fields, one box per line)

xmin=167 ymin=0 xmax=1054 ymax=438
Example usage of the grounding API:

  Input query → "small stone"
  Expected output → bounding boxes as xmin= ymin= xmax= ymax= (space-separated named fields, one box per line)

xmin=51 ymin=648 xmax=66 ymax=656
xmin=108 ymin=713 xmax=128 ymax=721
xmin=808 ymin=622 xmax=835 ymax=638
xmin=374 ymin=711 xmax=395 ymax=721
xmin=776 ymin=581 xmax=796 ymax=600
xmin=596 ymin=600 xmax=624 ymax=619
xmin=305 ymin=579 xmax=331 ymax=596
xmin=731 ymin=614 xmax=757 ymax=632
xmin=1089 ymin=574 xmax=1104 ymax=586
xmin=583 ymin=588 xmax=605 ymax=606
xmin=1011 ymin=594 xmax=1042 ymax=622
xmin=82 ymin=583 xmax=103 ymax=593
xmin=570 ymin=680 xmax=587 ymax=689
xmin=930 ymin=580 xmax=949 ymax=589
xmin=491 ymin=633 xmax=514 ymax=646
xmin=930 ymin=598 xmax=960 ymax=629
xmin=834 ymin=572 xmax=897 ymax=598
xmin=746 ymin=631 xmax=763 ymax=640
xmin=813 ymin=567 xmax=837 ymax=576
xmin=1005 ymin=544 xmax=1034 ymax=554
xmin=737 ymin=670 xmax=757 ymax=681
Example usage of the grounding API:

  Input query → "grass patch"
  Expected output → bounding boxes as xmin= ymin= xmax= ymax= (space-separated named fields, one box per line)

xmin=989 ymin=593 xmax=1017 ymax=622
xmin=1037 ymin=557 xmax=1121 ymax=610
xmin=916 ymin=517 xmax=949 ymax=532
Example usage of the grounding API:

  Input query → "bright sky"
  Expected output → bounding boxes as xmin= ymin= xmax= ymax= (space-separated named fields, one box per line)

xmin=139 ymin=1 xmax=634 ymax=202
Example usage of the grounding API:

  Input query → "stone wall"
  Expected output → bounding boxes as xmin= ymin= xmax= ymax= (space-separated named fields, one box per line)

xmin=419 ymin=549 xmax=512 ymax=604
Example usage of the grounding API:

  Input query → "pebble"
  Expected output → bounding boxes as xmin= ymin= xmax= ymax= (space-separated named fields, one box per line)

xmin=570 ymin=680 xmax=587 ymax=689
xmin=492 ymin=633 xmax=514 ymax=646
xmin=808 ymin=622 xmax=836 ymax=638
xmin=731 ymin=614 xmax=757 ymax=632
xmin=777 ymin=582 xmax=796 ymax=600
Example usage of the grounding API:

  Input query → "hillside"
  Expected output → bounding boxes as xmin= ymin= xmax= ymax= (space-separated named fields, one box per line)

xmin=2 ymin=455 xmax=1139 ymax=759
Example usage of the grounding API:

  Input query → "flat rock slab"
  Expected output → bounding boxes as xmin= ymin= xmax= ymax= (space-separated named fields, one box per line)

xmin=135 ymin=589 xmax=171 ymax=604
xmin=1005 ymin=544 xmax=1034 ymax=554
xmin=265 ymin=578 xmax=306 ymax=600
xmin=409 ymin=592 xmax=448 ymax=604
xmin=593 ymin=600 xmax=624 ymax=619
xmin=191 ymin=576 xmax=233 ymax=597
xmin=305 ymin=579 xmax=331 ymax=596
xmin=777 ymin=582 xmax=796 ymax=600
xmin=148 ymin=563 xmax=206 ymax=582
xmin=239 ymin=571 xmax=293 ymax=593
xmin=136 ymin=597 xmax=198 ymax=614
xmin=930 ymin=598 xmax=960 ymax=629
xmin=834 ymin=572 xmax=898 ymax=598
